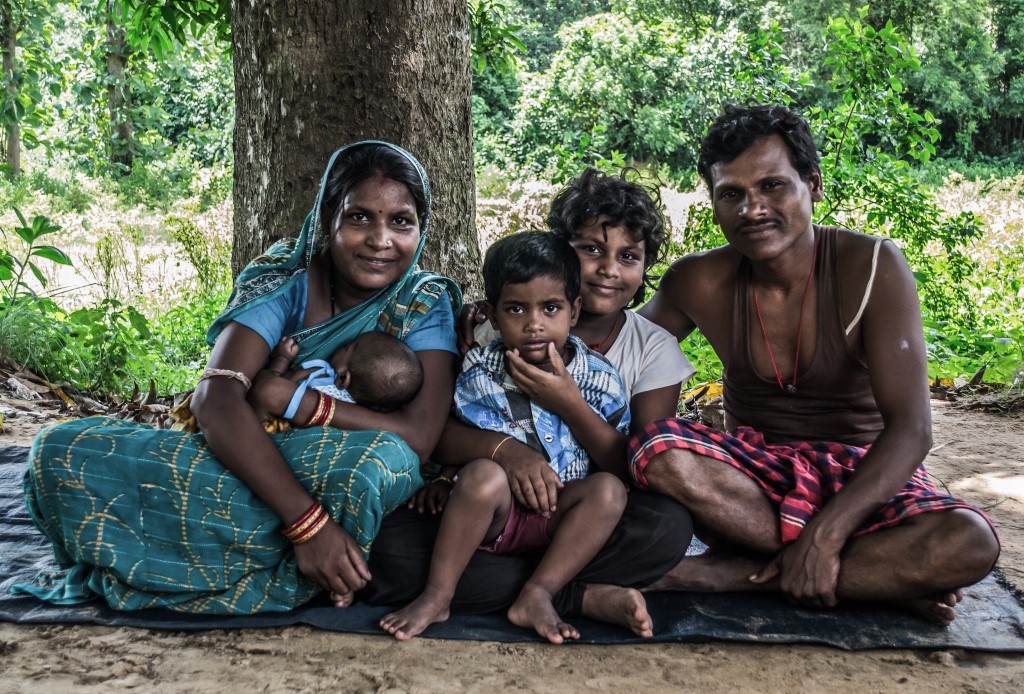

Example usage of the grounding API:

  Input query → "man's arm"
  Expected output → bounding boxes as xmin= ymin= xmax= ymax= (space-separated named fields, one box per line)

xmin=757 ymin=240 xmax=932 ymax=605
xmin=637 ymin=259 xmax=699 ymax=341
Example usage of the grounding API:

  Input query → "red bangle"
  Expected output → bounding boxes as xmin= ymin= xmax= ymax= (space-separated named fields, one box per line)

xmin=281 ymin=502 xmax=323 ymax=541
xmin=291 ymin=512 xmax=330 ymax=545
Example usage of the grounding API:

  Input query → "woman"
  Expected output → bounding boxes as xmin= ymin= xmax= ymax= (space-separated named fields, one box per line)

xmin=18 ymin=142 xmax=461 ymax=614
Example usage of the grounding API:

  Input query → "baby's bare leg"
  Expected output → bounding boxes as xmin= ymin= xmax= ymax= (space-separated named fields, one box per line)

xmin=380 ymin=460 xmax=512 ymax=641
xmin=508 ymin=473 xmax=650 ymax=643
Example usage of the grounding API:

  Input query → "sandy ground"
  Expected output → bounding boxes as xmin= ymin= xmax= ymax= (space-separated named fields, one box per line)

xmin=0 ymin=399 xmax=1022 ymax=693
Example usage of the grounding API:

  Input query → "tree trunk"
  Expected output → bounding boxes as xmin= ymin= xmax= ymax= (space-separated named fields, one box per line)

xmin=1 ymin=4 xmax=19 ymax=178
xmin=106 ymin=2 xmax=133 ymax=171
xmin=231 ymin=0 xmax=479 ymax=292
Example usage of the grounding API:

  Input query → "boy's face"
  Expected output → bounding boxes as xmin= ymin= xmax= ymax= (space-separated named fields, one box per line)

xmin=486 ymin=275 xmax=581 ymax=369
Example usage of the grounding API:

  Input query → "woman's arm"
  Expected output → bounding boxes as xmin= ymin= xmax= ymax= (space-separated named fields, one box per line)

xmin=628 ymin=382 xmax=683 ymax=435
xmin=191 ymin=322 xmax=371 ymax=600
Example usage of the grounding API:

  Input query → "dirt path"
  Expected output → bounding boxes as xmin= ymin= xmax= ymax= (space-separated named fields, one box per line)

xmin=1 ymin=400 xmax=1022 ymax=693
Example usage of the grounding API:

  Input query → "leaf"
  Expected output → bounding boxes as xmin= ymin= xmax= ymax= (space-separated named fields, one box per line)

xmin=28 ymin=262 xmax=47 ymax=287
xmin=30 ymin=246 xmax=73 ymax=265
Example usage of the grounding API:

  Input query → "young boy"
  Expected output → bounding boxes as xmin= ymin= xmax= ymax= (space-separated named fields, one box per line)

xmin=380 ymin=231 xmax=633 ymax=643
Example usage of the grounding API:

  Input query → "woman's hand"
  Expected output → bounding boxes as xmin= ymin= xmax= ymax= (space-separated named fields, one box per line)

xmin=456 ymin=300 xmax=489 ymax=356
xmin=293 ymin=519 xmax=372 ymax=603
xmin=407 ymin=480 xmax=453 ymax=514
xmin=506 ymin=343 xmax=586 ymax=416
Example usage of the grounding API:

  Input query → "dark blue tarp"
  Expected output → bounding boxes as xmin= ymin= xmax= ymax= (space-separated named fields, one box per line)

xmin=2 ymin=445 xmax=1022 ymax=650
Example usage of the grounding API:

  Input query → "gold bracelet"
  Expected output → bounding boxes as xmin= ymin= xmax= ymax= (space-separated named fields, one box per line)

xmin=198 ymin=368 xmax=252 ymax=390
xmin=434 ymin=475 xmax=456 ymax=487
xmin=490 ymin=435 xmax=514 ymax=461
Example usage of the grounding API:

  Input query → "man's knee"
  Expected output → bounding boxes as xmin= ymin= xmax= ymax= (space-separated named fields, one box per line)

xmin=642 ymin=448 xmax=712 ymax=503
xmin=912 ymin=509 xmax=999 ymax=587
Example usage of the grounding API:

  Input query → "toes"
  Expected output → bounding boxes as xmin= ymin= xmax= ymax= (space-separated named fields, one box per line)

xmin=558 ymin=622 xmax=580 ymax=640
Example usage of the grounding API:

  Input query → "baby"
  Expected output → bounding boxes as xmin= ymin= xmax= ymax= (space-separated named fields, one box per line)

xmin=270 ymin=331 xmax=424 ymax=415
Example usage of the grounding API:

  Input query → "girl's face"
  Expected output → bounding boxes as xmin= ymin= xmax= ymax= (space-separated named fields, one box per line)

xmin=328 ymin=174 xmax=421 ymax=311
xmin=568 ymin=217 xmax=646 ymax=317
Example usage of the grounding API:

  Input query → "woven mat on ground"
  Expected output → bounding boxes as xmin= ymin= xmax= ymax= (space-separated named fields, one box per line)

xmin=2 ymin=445 xmax=1022 ymax=650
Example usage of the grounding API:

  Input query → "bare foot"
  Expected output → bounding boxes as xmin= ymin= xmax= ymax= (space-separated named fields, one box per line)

xmin=379 ymin=591 xmax=451 ymax=641
xmin=645 ymin=552 xmax=770 ymax=593
xmin=508 ymin=585 xmax=580 ymax=644
xmin=580 ymin=584 xmax=654 ymax=638
xmin=893 ymin=589 xmax=964 ymax=626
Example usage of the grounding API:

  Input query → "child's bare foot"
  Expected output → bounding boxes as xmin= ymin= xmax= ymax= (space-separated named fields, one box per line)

xmin=507 ymin=584 xmax=579 ymax=644
xmin=580 ymin=584 xmax=654 ymax=638
xmin=379 ymin=591 xmax=451 ymax=641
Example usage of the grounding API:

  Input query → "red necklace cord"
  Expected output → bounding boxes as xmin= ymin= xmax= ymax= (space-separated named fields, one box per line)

xmin=751 ymin=239 xmax=818 ymax=394
xmin=587 ymin=311 xmax=623 ymax=351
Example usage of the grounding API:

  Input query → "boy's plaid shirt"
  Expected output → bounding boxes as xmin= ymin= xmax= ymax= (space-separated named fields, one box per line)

xmin=453 ymin=334 xmax=630 ymax=482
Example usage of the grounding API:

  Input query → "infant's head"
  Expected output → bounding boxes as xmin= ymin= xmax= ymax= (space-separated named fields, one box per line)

xmin=331 ymin=332 xmax=423 ymax=412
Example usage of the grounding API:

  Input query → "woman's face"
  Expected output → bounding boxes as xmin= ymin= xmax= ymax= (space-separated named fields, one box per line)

xmin=568 ymin=217 xmax=646 ymax=317
xmin=328 ymin=174 xmax=421 ymax=311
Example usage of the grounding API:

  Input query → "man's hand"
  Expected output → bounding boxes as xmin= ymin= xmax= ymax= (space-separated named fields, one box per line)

xmin=293 ymin=519 xmax=371 ymax=604
xmin=492 ymin=439 xmax=563 ymax=516
xmin=750 ymin=531 xmax=843 ymax=608
xmin=506 ymin=344 xmax=584 ymax=416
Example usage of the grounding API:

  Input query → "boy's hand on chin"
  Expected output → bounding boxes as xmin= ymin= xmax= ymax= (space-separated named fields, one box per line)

xmin=507 ymin=343 xmax=584 ymax=415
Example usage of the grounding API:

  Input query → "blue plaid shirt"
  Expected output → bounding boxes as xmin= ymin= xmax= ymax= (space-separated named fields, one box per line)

xmin=453 ymin=334 xmax=630 ymax=482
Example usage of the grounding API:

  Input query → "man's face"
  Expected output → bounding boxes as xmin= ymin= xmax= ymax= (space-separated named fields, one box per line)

xmin=487 ymin=275 xmax=581 ymax=370
xmin=709 ymin=134 xmax=823 ymax=262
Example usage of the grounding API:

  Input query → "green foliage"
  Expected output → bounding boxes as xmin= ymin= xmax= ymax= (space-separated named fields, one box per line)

xmin=116 ymin=0 xmax=230 ymax=58
xmin=470 ymin=0 xmax=527 ymax=74
xmin=166 ymin=212 xmax=229 ymax=293
xmin=509 ymin=13 xmax=753 ymax=177
xmin=0 ymin=206 xmax=70 ymax=297
xmin=0 ymin=0 xmax=61 ymax=174
xmin=67 ymin=298 xmax=156 ymax=394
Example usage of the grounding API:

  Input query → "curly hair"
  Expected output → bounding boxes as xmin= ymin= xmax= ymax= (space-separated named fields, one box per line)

xmin=546 ymin=167 xmax=667 ymax=308
xmin=697 ymin=104 xmax=820 ymax=192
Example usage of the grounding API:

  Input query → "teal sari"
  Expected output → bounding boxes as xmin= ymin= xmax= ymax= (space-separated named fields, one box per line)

xmin=16 ymin=142 xmax=462 ymax=614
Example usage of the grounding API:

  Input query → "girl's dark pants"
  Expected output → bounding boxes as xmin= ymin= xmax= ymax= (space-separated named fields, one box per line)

xmin=360 ymin=490 xmax=693 ymax=616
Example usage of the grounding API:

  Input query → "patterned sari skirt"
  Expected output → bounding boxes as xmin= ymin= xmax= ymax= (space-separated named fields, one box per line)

xmin=17 ymin=416 xmax=422 ymax=614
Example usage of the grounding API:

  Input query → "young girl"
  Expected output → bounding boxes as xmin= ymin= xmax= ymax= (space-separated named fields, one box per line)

xmin=366 ymin=168 xmax=695 ymax=641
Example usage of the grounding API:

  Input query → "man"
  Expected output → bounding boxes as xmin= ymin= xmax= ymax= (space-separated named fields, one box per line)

xmin=632 ymin=104 xmax=998 ymax=624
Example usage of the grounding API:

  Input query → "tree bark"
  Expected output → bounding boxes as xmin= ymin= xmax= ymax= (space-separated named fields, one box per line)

xmin=1 ymin=4 xmax=20 ymax=178
xmin=231 ymin=0 xmax=479 ymax=292
xmin=106 ymin=2 xmax=133 ymax=171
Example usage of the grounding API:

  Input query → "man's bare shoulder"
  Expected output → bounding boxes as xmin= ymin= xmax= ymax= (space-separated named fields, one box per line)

xmin=660 ymin=245 xmax=741 ymax=294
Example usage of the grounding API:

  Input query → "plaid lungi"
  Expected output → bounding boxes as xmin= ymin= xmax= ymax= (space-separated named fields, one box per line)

xmin=629 ymin=418 xmax=989 ymax=544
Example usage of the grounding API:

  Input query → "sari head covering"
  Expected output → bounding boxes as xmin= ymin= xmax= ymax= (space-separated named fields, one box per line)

xmin=207 ymin=141 xmax=462 ymax=363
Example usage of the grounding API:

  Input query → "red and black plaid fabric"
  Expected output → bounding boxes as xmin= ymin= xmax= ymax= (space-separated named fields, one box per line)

xmin=629 ymin=418 xmax=988 ymax=543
